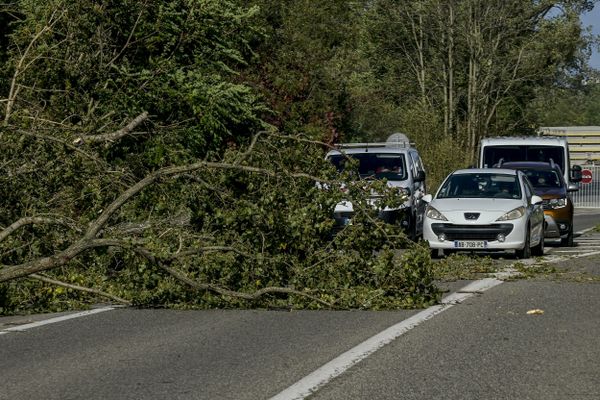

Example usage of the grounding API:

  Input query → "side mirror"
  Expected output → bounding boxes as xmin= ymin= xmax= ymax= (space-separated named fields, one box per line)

xmin=531 ymin=195 xmax=543 ymax=205
xmin=414 ymin=170 xmax=426 ymax=182
xmin=567 ymin=183 xmax=579 ymax=193
xmin=422 ymin=194 xmax=433 ymax=203
xmin=571 ymin=165 xmax=582 ymax=183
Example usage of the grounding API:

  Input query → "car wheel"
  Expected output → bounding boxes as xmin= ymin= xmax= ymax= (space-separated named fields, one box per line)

xmin=516 ymin=227 xmax=531 ymax=259
xmin=531 ymin=232 xmax=544 ymax=257
xmin=407 ymin=212 xmax=418 ymax=242
xmin=561 ymin=224 xmax=574 ymax=247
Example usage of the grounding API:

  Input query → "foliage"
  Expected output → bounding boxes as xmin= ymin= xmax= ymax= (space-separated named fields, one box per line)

xmin=1 ymin=0 xmax=597 ymax=314
xmin=358 ymin=0 xmax=597 ymax=165
xmin=432 ymin=253 xmax=497 ymax=281
xmin=528 ymin=79 xmax=600 ymax=126
xmin=0 ymin=131 xmax=441 ymax=313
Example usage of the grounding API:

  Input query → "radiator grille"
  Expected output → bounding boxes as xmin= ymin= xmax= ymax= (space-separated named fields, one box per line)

xmin=431 ymin=223 xmax=513 ymax=241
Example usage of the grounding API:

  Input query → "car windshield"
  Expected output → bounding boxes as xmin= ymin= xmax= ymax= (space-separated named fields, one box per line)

xmin=518 ymin=168 xmax=561 ymax=188
xmin=437 ymin=173 xmax=521 ymax=199
xmin=328 ymin=153 xmax=407 ymax=181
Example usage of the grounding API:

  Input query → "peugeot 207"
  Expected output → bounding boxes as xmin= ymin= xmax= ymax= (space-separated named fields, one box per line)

xmin=423 ymin=168 xmax=544 ymax=258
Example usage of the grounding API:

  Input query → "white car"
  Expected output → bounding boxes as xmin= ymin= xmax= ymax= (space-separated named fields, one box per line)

xmin=423 ymin=168 xmax=545 ymax=258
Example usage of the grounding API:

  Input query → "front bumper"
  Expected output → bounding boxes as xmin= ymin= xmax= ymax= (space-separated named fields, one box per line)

xmin=543 ymin=214 xmax=571 ymax=239
xmin=333 ymin=208 xmax=410 ymax=228
xmin=423 ymin=219 xmax=526 ymax=250
xmin=333 ymin=200 xmax=412 ymax=230
xmin=542 ymin=198 xmax=572 ymax=239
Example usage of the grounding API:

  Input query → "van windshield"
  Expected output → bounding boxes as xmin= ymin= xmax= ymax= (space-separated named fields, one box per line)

xmin=328 ymin=153 xmax=408 ymax=181
xmin=482 ymin=145 xmax=565 ymax=173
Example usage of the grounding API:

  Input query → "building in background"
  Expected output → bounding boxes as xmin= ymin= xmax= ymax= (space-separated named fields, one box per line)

xmin=540 ymin=126 xmax=600 ymax=165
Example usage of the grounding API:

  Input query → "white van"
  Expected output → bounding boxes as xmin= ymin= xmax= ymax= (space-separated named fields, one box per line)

xmin=478 ymin=136 xmax=582 ymax=184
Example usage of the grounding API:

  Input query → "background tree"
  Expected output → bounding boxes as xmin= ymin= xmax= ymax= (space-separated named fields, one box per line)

xmin=359 ymin=0 xmax=596 ymax=173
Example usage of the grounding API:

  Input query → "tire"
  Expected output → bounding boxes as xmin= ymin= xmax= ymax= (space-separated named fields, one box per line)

xmin=407 ymin=212 xmax=419 ymax=242
xmin=516 ymin=227 xmax=531 ymax=259
xmin=561 ymin=224 xmax=574 ymax=247
xmin=531 ymin=232 xmax=544 ymax=257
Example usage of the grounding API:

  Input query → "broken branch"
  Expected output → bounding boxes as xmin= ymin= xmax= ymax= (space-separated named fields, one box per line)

xmin=74 ymin=111 xmax=149 ymax=145
xmin=158 ymin=263 xmax=333 ymax=308
xmin=29 ymin=273 xmax=131 ymax=305
xmin=0 ymin=216 xmax=81 ymax=243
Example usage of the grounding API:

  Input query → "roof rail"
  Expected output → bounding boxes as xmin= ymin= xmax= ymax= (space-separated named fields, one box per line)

xmin=334 ymin=133 xmax=414 ymax=149
xmin=335 ymin=142 xmax=388 ymax=149
xmin=334 ymin=141 xmax=413 ymax=149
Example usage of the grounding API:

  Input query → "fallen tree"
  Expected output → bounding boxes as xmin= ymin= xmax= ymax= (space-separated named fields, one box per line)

xmin=0 ymin=125 xmax=439 ymax=312
xmin=0 ymin=0 xmax=439 ymax=313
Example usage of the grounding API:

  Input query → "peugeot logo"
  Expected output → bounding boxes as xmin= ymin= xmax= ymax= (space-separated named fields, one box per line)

xmin=465 ymin=213 xmax=480 ymax=220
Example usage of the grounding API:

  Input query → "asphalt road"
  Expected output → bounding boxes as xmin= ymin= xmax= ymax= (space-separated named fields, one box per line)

xmin=313 ymin=280 xmax=600 ymax=400
xmin=1 ymin=309 xmax=424 ymax=400
xmin=573 ymin=207 xmax=600 ymax=232
xmin=1 ymin=210 xmax=600 ymax=400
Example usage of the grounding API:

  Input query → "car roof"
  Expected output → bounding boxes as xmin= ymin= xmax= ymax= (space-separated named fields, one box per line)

xmin=452 ymin=168 xmax=518 ymax=175
xmin=480 ymin=136 xmax=568 ymax=146
xmin=326 ymin=147 xmax=411 ymax=156
xmin=499 ymin=161 xmax=562 ymax=171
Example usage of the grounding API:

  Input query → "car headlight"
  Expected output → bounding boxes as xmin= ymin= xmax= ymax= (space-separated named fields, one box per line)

xmin=546 ymin=197 xmax=567 ymax=209
xmin=397 ymin=187 xmax=410 ymax=197
xmin=426 ymin=205 xmax=448 ymax=221
xmin=496 ymin=206 xmax=525 ymax=221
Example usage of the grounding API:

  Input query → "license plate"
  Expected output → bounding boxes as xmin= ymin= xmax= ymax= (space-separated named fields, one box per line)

xmin=454 ymin=240 xmax=487 ymax=249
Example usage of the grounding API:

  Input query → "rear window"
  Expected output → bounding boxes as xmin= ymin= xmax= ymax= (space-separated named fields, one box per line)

xmin=328 ymin=153 xmax=408 ymax=181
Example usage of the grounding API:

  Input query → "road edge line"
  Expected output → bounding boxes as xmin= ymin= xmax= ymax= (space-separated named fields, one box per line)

xmin=0 ymin=306 xmax=117 ymax=334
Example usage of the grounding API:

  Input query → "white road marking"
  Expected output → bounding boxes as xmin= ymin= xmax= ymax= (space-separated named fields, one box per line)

xmin=570 ymin=250 xmax=600 ymax=258
xmin=542 ymin=231 xmax=600 ymax=257
xmin=269 ymin=278 xmax=504 ymax=400
xmin=576 ymin=227 xmax=597 ymax=235
xmin=0 ymin=306 xmax=117 ymax=334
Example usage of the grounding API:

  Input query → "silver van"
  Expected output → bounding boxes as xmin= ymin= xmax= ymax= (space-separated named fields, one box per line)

xmin=326 ymin=133 xmax=427 ymax=240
